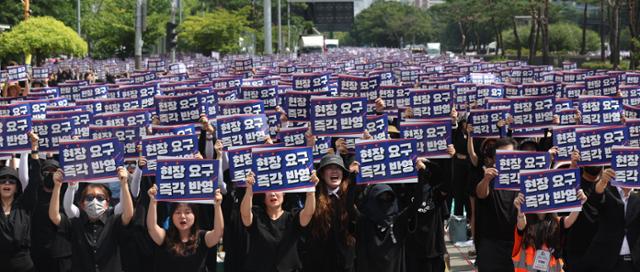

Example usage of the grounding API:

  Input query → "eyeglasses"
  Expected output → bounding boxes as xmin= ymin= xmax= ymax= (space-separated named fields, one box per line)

xmin=0 ymin=179 xmax=17 ymax=185
xmin=84 ymin=194 xmax=106 ymax=202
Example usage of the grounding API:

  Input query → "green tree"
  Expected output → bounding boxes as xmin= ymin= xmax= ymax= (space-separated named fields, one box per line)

xmin=502 ymin=22 xmax=600 ymax=53
xmin=177 ymin=8 xmax=252 ymax=54
xmin=350 ymin=2 xmax=432 ymax=48
xmin=0 ymin=16 xmax=87 ymax=64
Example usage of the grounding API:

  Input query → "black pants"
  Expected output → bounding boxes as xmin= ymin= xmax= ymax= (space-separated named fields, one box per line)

xmin=613 ymin=258 xmax=636 ymax=272
xmin=475 ymin=238 xmax=514 ymax=272
xmin=452 ymin=158 xmax=471 ymax=217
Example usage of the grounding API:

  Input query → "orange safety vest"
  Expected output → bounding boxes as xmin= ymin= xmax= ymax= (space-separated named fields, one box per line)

xmin=512 ymin=227 xmax=564 ymax=272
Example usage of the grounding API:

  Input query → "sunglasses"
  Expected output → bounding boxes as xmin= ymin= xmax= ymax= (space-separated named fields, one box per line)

xmin=84 ymin=194 xmax=107 ymax=202
xmin=0 ymin=179 xmax=17 ymax=185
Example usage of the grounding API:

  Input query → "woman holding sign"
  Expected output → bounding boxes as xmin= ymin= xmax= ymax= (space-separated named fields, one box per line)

xmin=239 ymin=171 xmax=319 ymax=272
xmin=146 ymin=185 xmax=224 ymax=272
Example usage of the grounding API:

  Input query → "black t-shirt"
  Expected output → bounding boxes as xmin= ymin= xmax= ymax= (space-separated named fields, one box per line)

xmin=564 ymin=177 xmax=599 ymax=258
xmin=244 ymin=206 xmax=304 ymax=272
xmin=154 ymin=230 xmax=211 ymax=272
xmin=473 ymin=169 xmax=518 ymax=242
xmin=58 ymin=210 xmax=125 ymax=272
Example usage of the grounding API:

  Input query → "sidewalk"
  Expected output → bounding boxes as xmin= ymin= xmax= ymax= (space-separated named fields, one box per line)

xmin=445 ymin=239 xmax=476 ymax=272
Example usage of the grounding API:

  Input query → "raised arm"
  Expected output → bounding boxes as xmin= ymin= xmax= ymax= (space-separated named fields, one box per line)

xmin=299 ymin=171 xmax=320 ymax=227
xmin=562 ymin=189 xmax=588 ymax=229
xmin=63 ymin=182 xmax=80 ymax=218
xmin=205 ymin=189 xmax=224 ymax=248
xmin=146 ymin=184 xmax=166 ymax=246
xmin=240 ymin=172 xmax=255 ymax=227
xmin=466 ymin=124 xmax=479 ymax=167
xmin=49 ymin=170 xmax=64 ymax=226
xmin=514 ymin=193 xmax=527 ymax=230
xmin=476 ymin=167 xmax=498 ymax=199
xmin=117 ymin=167 xmax=134 ymax=225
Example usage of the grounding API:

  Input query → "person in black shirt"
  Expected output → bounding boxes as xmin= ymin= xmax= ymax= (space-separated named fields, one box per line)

xmin=48 ymin=167 xmax=134 ymax=272
xmin=473 ymin=137 xmax=519 ymax=271
xmin=240 ymin=171 xmax=318 ymax=272
xmin=0 ymin=132 xmax=41 ymax=272
xmin=146 ymin=185 xmax=224 ymax=272
xmin=302 ymin=154 xmax=358 ymax=272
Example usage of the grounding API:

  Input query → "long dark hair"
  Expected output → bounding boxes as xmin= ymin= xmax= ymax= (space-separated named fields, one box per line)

xmin=522 ymin=214 xmax=561 ymax=251
xmin=311 ymin=170 xmax=355 ymax=246
xmin=165 ymin=203 xmax=200 ymax=256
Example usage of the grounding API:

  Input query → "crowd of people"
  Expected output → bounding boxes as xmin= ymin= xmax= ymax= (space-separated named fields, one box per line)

xmin=0 ymin=51 xmax=639 ymax=272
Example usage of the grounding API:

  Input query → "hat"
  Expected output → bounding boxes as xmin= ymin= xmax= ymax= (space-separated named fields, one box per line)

xmin=41 ymin=159 xmax=60 ymax=171
xmin=0 ymin=167 xmax=20 ymax=183
xmin=318 ymin=154 xmax=347 ymax=172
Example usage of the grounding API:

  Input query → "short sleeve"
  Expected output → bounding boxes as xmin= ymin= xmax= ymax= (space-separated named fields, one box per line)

xmin=57 ymin=213 xmax=72 ymax=235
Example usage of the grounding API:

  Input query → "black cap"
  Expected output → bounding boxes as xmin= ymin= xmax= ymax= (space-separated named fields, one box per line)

xmin=318 ymin=154 xmax=347 ymax=172
xmin=41 ymin=159 xmax=60 ymax=171
xmin=0 ymin=167 xmax=20 ymax=183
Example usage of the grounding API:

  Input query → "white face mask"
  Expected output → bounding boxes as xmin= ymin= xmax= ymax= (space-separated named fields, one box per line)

xmin=85 ymin=199 xmax=107 ymax=219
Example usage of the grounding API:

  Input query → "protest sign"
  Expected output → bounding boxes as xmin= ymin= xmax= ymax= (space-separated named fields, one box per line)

xmin=32 ymin=118 xmax=75 ymax=153
xmin=627 ymin=119 xmax=640 ymax=147
xmin=156 ymin=158 xmax=219 ymax=204
xmin=495 ymin=150 xmax=552 ymax=190
xmin=251 ymin=146 xmax=314 ymax=193
xmin=310 ymin=96 xmax=367 ymax=137
xmin=0 ymin=102 xmax=31 ymax=116
xmin=292 ymin=72 xmax=329 ymax=92
xmin=59 ymin=138 xmax=124 ymax=183
xmin=468 ymin=109 xmax=506 ymax=137
xmin=578 ymin=96 xmax=623 ymax=125
xmin=90 ymin=126 xmax=141 ymax=160
xmin=612 ymin=146 xmax=640 ymax=188
xmin=576 ymin=125 xmax=629 ymax=166
xmin=241 ymin=85 xmax=278 ymax=110
xmin=155 ymin=93 xmax=202 ymax=125
xmin=620 ymin=85 xmax=640 ymax=107
xmin=520 ymin=168 xmax=582 ymax=213
xmin=584 ymin=75 xmax=618 ymax=96
xmin=0 ymin=114 xmax=32 ymax=153
xmin=355 ymin=138 xmax=418 ymax=184
xmin=277 ymin=127 xmax=307 ymax=147
xmin=227 ymin=143 xmax=283 ymax=185
xmin=400 ymin=121 xmax=452 ymax=158
xmin=141 ymin=134 xmax=199 ymax=175
xmin=365 ymin=114 xmax=388 ymax=140
xmin=409 ymin=89 xmax=453 ymax=119
xmin=132 ymin=72 xmax=157 ymax=84
xmin=7 ymin=65 xmax=28 ymax=82
xmin=508 ymin=95 xmax=555 ymax=129
xmin=32 ymin=67 xmax=49 ymax=80
xmin=152 ymin=124 xmax=196 ymax=136
xmin=377 ymin=85 xmax=410 ymax=109
xmin=216 ymin=114 xmax=269 ymax=148
xmin=219 ymin=99 xmax=264 ymax=116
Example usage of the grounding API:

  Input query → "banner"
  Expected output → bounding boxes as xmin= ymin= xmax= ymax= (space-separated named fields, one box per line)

xmin=378 ymin=85 xmax=410 ymax=109
xmin=310 ymin=96 xmax=367 ymax=137
xmin=612 ymin=146 xmax=640 ymax=188
xmin=409 ymin=89 xmax=453 ymax=119
xmin=227 ymin=143 xmax=283 ymax=185
xmin=620 ymin=85 xmax=640 ymax=107
xmin=155 ymin=93 xmax=202 ymax=125
xmin=277 ymin=127 xmax=307 ymax=147
xmin=520 ymin=168 xmax=582 ymax=213
xmin=627 ymin=118 xmax=640 ymax=147
xmin=365 ymin=114 xmax=389 ymax=140
xmin=584 ymin=75 xmax=618 ymax=96
xmin=90 ymin=126 xmax=141 ymax=160
xmin=355 ymin=138 xmax=418 ymax=184
xmin=400 ymin=121 xmax=452 ymax=158
xmin=59 ymin=138 xmax=124 ymax=183
xmin=453 ymin=83 xmax=476 ymax=111
xmin=115 ymin=84 xmax=158 ymax=108
xmin=0 ymin=114 xmax=32 ymax=153
xmin=76 ymin=85 xmax=109 ymax=101
xmin=216 ymin=114 xmax=269 ymax=148
xmin=576 ymin=125 xmax=629 ymax=166
xmin=92 ymin=109 xmax=150 ymax=137
xmin=312 ymin=136 xmax=332 ymax=163
xmin=132 ymin=72 xmax=157 ymax=84
xmin=495 ymin=150 xmax=552 ymax=190
xmin=141 ymin=134 xmax=199 ymax=175
xmin=32 ymin=67 xmax=49 ymax=80
xmin=475 ymin=84 xmax=505 ymax=106
xmin=292 ymin=72 xmax=329 ymax=92
xmin=7 ymin=65 xmax=28 ymax=81
xmin=32 ymin=118 xmax=75 ymax=153
xmin=468 ymin=109 xmax=506 ymax=137
xmin=241 ymin=85 xmax=278 ymax=110
xmin=156 ymin=158 xmax=219 ymax=204
xmin=282 ymin=91 xmax=327 ymax=122
xmin=508 ymin=95 xmax=555 ymax=129
xmin=219 ymin=99 xmax=264 ymax=115
xmin=0 ymin=102 xmax=31 ymax=116
xmin=552 ymin=125 xmax=583 ymax=163
xmin=251 ymin=146 xmax=315 ymax=193
xmin=578 ymin=96 xmax=623 ymax=125
xmin=102 ymin=98 xmax=141 ymax=113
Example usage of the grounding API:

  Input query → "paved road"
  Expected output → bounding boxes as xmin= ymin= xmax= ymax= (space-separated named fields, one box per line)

xmin=445 ymin=239 xmax=476 ymax=272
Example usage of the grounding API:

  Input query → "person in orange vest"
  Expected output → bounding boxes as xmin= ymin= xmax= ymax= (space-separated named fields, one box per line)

xmin=512 ymin=189 xmax=588 ymax=272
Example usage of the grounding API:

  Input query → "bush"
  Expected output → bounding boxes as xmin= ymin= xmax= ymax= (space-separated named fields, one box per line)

xmin=582 ymin=60 xmax=630 ymax=70
xmin=502 ymin=22 xmax=599 ymax=53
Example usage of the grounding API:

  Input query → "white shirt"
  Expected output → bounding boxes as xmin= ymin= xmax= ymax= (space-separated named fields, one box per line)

xmin=618 ymin=187 xmax=631 ymax=256
xmin=328 ymin=187 xmax=340 ymax=199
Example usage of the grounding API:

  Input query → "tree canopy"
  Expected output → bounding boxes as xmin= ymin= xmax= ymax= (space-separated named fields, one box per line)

xmin=177 ymin=8 xmax=252 ymax=55
xmin=0 ymin=16 xmax=87 ymax=61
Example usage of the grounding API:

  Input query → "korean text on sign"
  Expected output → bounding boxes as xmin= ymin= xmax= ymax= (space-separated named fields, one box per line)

xmin=355 ymin=138 xmax=418 ymax=184
xmin=520 ymin=168 xmax=582 ymax=213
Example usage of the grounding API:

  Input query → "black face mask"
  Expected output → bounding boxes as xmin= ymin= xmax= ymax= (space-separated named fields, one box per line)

xmin=42 ymin=172 xmax=54 ymax=189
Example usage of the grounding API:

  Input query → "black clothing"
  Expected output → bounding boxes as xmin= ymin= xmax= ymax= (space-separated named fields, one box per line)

xmin=57 ymin=210 xmax=126 ymax=272
xmin=153 ymin=230 xmax=212 ymax=272
xmin=244 ymin=207 xmax=304 ymax=272
xmin=0 ymin=159 xmax=41 ymax=272
xmin=563 ymin=178 xmax=599 ymax=272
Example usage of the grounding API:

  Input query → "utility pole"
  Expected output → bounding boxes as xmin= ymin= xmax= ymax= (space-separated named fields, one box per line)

xmin=264 ymin=0 xmax=273 ymax=55
xmin=287 ymin=1 xmax=291 ymax=52
xmin=170 ymin=0 xmax=178 ymax=62
xmin=135 ymin=0 xmax=144 ymax=69
xmin=77 ymin=0 xmax=81 ymax=35
xmin=278 ymin=0 xmax=282 ymax=53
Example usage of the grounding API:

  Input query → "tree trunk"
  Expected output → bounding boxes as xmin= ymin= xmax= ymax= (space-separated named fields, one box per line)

xmin=499 ymin=31 xmax=505 ymax=56
xmin=528 ymin=6 xmax=538 ymax=64
xmin=609 ymin=0 xmax=620 ymax=69
xmin=629 ymin=0 xmax=639 ymax=69
xmin=513 ymin=17 xmax=522 ymax=59
xmin=600 ymin=0 xmax=607 ymax=61
xmin=580 ymin=1 xmax=589 ymax=55
xmin=458 ymin=21 xmax=466 ymax=55
xmin=542 ymin=0 xmax=550 ymax=65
